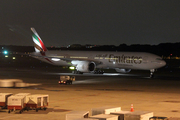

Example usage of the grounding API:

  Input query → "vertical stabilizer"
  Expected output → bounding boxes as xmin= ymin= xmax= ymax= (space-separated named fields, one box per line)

xmin=31 ymin=28 xmax=47 ymax=52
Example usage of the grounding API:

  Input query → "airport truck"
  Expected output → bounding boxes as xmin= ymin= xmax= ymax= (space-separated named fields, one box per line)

xmin=59 ymin=76 xmax=75 ymax=85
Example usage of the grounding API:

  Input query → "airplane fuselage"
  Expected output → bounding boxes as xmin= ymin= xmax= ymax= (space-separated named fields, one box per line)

xmin=32 ymin=50 xmax=166 ymax=70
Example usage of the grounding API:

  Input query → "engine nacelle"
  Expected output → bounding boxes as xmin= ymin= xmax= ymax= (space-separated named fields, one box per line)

xmin=76 ymin=61 xmax=96 ymax=73
xmin=115 ymin=68 xmax=131 ymax=73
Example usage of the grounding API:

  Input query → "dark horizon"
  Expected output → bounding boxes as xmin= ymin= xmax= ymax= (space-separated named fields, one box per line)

xmin=1 ymin=42 xmax=180 ymax=57
xmin=0 ymin=41 xmax=180 ymax=47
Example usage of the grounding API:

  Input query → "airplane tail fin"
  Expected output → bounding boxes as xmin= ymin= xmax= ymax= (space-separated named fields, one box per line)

xmin=31 ymin=28 xmax=47 ymax=52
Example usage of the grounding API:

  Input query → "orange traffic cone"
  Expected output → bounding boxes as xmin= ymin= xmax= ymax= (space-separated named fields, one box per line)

xmin=130 ymin=104 xmax=134 ymax=112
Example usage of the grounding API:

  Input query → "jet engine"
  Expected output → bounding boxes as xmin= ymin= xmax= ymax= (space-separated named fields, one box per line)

xmin=115 ymin=68 xmax=131 ymax=73
xmin=76 ymin=61 xmax=96 ymax=73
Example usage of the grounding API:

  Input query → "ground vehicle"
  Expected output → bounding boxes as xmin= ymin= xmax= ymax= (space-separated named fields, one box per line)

xmin=26 ymin=94 xmax=49 ymax=112
xmin=58 ymin=76 xmax=75 ymax=85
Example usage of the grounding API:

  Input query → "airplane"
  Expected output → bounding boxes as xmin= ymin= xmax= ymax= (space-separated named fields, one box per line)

xmin=30 ymin=28 xmax=166 ymax=78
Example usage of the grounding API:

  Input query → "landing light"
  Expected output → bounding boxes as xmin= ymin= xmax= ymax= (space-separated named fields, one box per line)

xmin=51 ymin=58 xmax=60 ymax=61
xmin=69 ymin=66 xmax=75 ymax=70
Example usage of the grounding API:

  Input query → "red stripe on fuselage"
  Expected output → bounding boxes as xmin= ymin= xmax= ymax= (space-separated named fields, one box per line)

xmin=45 ymin=58 xmax=53 ymax=63
xmin=40 ymin=52 xmax=53 ymax=63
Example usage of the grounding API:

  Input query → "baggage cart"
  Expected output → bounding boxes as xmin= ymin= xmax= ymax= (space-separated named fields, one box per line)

xmin=124 ymin=111 xmax=153 ymax=120
xmin=7 ymin=95 xmax=25 ymax=113
xmin=14 ymin=93 xmax=31 ymax=108
xmin=92 ymin=106 xmax=121 ymax=116
xmin=0 ymin=93 xmax=13 ymax=109
xmin=26 ymin=94 xmax=49 ymax=112
xmin=66 ymin=111 xmax=89 ymax=120
xmin=89 ymin=114 xmax=118 ymax=120
xmin=110 ymin=111 xmax=132 ymax=120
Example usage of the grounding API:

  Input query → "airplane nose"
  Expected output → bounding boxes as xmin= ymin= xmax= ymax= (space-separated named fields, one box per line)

xmin=160 ymin=60 xmax=166 ymax=67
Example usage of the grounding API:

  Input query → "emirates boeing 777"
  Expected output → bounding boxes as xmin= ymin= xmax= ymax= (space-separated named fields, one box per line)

xmin=30 ymin=28 xmax=166 ymax=78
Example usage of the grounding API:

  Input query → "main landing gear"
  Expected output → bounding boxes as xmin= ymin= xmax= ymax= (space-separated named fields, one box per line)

xmin=150 ymin=69 xmax=155 ymax=78
xmin=93 ymin=69 xmax=104 ymax=74
xmin=72 ymin=69 xmax=104 ymax=74
xmin=72 ymin=70 xmax=83 ymax=74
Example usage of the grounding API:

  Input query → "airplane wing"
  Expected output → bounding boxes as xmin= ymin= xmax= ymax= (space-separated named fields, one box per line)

xmin=30 ymin=53 xmax=103 ymax=66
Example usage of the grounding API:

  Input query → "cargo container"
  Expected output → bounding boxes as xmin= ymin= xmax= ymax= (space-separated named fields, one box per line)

xmin=90 ymin=114 xmax=118 ymax=120
xmin=7 ymin=95 xmax=25 ymax=113
xmin=91 ymin=107 xmax=121 ymax=116
xmin=26 ymin=94 xmax=49 ymax=112
xmin=42 ymin=94 xmax=49 ymax=107
xmin=124 ymin=111 xmax=153 ymax=120
xmin=66 ymin=111 xmax=89 ymax=120
xmin=14 ymin=93 xmax=31 ymax=108
xmin=110 ymin=111 xmax=131 ymax=120
xmin=0 ymin=93 xmax=13 ymax=108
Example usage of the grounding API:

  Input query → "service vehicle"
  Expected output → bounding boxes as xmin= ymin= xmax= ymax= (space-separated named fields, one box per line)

xmin=59 ymin=76 xmax=75 ymax=85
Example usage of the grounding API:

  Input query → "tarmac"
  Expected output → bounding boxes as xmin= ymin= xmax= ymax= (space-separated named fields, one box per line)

xmin=0 ymin=66 xmax=180 ymax=120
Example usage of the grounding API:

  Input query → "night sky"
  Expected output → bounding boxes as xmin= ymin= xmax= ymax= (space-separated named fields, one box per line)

xmin=0 ymin=0 xmax=180 ymax=46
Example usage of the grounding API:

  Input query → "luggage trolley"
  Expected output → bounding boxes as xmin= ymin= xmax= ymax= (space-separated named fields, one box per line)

xmin=0 ymin=93 xmax=13 ymax=109
xmin=7 ymin=95 xmax=26 ymax=114
xmin=7 ymin=93 xmax=31 ymax=113
xmin=14 ymin=93 xmax=31 ymax=108
xmin=42 ymin=94 xmax=49 ymax=110
xmin=26 ymin=94 xmax=49 ymax=112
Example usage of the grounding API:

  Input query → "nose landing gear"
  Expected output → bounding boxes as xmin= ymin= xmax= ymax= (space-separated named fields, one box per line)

xmin=150 ymin=69 xmax=155 ymax=78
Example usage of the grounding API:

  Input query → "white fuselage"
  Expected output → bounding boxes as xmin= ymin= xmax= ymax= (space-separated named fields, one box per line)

xmin=32 ymin=50 xmax=166 ymax=70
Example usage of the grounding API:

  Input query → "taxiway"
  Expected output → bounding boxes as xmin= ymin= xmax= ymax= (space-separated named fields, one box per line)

xmin=0 ymin=65 xmax=180 ymax=120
